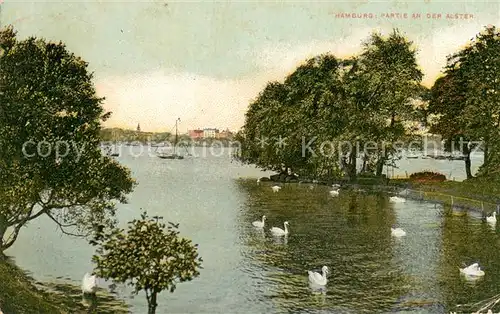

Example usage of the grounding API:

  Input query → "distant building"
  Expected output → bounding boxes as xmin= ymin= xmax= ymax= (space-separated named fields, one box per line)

xmin=188 ymin=129 xmax=204 ymax=139
xmin=137 ymin=123 xmax=141 ymax=132
xmin=203 ymin=128 xmax=219 ymax=138
xmin=216 ymin=128 xmax=233 ymax=139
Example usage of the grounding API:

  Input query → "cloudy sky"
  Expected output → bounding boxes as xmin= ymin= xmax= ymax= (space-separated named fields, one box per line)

xmin=1 ymin=1 xmax=499 ymax=132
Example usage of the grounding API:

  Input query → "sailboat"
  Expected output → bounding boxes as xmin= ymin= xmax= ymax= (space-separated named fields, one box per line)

xmin=158 ymin=118 xmax=184 ymax=160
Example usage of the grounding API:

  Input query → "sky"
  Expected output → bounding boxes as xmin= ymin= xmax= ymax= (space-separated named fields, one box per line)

xmin=1 ymin=1 xmax=499 ymax=133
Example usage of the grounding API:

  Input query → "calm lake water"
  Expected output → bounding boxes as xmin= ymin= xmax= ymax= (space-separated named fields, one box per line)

xmin=7 ymin=147 xmax=499 ymax=313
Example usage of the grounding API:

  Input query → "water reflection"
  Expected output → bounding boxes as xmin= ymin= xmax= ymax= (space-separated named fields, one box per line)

xmin=271 ymin=234 xmax=288 ymax=245
xmin=439 ymin=206 xmax=500 ymax=313
xmin=238 ymin=181 xmax=411 ymax=313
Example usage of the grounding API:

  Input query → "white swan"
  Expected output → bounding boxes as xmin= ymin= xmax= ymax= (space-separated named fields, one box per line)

xmin=252 ymin=215 xmax=266 ymax=228
xmin=257 ymin=178 xmax=260 ymax=183
xmin=270 ymin=221 xmax=289 ymax=236
xmin=486 ymin=211 xmax=496 ymax=224
xmin=271 ymin=185 xmax=281 ymax=192
xmin=390 ymin=196 xmax=406 ymax=203
xmin=82 ymin=272 xmax=98 ymax=295
xmin=391 ymin=227 xmax=406 ymax=237
xmin=459 ymin=262 xmax=485 ymax=277
xmin=308 ymin=266 xmax=329 ymax=286
xmin=329 ymin=189 xmax=339 ymax=197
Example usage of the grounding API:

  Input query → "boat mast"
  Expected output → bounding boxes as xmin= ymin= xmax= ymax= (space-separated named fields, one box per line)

xmin=174 ymin=118 xmax=180 ymax=154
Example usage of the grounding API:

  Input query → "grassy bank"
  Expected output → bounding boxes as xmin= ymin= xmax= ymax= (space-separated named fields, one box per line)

xmin=390 ymin=178 xmax=500 ymax=205
xmin=0 ymin=256 xmax=128 ymax=314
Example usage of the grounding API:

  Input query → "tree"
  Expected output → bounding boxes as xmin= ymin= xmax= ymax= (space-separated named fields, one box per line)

xmin=430 ymin=26 xmax=500 ymax=179
xmin=0 ymin=26 xmax=135 ymax=251
xmin=91 ymin=212 xmax=203 ymax=314
xmin=449 ymin=26 xmax=500 ymax=178
xmin=237 ymin=29 xmax=423 ymax=181
xmin=348 ymin=30 xmax=423 ymax=177
xmin=429 ymin=70 xmax=476 ymax=179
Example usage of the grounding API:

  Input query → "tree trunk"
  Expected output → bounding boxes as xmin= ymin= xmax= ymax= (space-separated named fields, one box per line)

xmin=361 ymin=154 xmax=367 ymax=173
xmin=147 ymin=291 xmax=158 ymax=314
xmin=375 ymin=156 xmax=385 ymax=177
xmin=484 ymin=140 xmax=489 ymax=166
xmin=463 ymin=145 xmax=473 ymax=179
xmin=0 ymin=214 xmax=8 ymax=252
xmin=348 ymin=146 xmax=357 ymax=180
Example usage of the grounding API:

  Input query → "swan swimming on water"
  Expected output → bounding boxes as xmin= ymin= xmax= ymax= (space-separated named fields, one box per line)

xmin=390 ymin=196 xmax=406 ymax=203
xmin=270 ymin=221 xmax=289 ymax=236
xmin=329 ymin=189 xmax=339 ymax=197
xmin=459 ymin=262 xmax=485 ymax=277
xmin=308 ymin=266 xmax=329 ymax=286
xmin=391 ymin=227 xmax=406 ymax=237
xmin=252 ymin=215 xmax=266 ymax=228
xmin=82 ymin=273 xmax=98 ymax=295
xmin=486 ymin=211 xmax=496 ymax=224
xmin=271 ymin=185 xmax=281 ymax=192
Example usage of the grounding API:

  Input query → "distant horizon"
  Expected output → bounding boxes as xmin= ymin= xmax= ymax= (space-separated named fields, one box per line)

xmin=2 ymin=2 xmax=498 ymax=133
xmin=102 ymin=125 xmax=237 ymax=134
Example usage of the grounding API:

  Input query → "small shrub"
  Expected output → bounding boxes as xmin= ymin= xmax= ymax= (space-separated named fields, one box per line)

xmin=91 ymin=211 xmax=202 ymax=314
xmin=409 ymin=171 xmax=446 ymax=182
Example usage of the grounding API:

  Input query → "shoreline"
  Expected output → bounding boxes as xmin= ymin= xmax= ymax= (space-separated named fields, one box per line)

xmin=258 ymin=173 xmax=500 ymax=213
xmin=0 ymin=255 xmax=128 ymax=314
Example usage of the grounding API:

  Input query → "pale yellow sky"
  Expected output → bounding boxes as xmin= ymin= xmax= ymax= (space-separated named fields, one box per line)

xmin=2 ymin=1 xmax=499 ymax=132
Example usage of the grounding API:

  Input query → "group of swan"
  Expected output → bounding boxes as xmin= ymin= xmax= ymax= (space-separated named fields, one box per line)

xmin=252 ymin=215 xmax=328 ymax=286
xmin=271 ymin=183 xmax=342 ymax=196
xmin=252 ymin=215 xmax=289 ymax=236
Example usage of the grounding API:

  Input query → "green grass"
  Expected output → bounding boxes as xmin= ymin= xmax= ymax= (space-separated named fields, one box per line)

xmin=389 ymin=178 xmax=500 ymax=205
xmin=0 ymin=255 xmax=129 ymax=314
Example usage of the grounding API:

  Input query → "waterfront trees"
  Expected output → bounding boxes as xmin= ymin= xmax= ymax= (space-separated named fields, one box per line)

xmin=236 ymin=29 xmax=423 ymax=180
xmin=0 ymin=26 xmax=135 ymax=251
xmin=429 ymin=25 xmax=500 ymax=179
xmin=92 ymin=212 xmax=202 ymax=314
xmin=428 ymin=70 xmax=476 ymax=179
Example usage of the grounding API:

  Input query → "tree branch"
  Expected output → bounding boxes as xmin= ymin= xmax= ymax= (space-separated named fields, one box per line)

xmin=45 ymin=211 xmax=82 ymax=237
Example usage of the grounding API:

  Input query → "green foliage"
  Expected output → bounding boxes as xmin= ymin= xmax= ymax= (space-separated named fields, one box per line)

xmin=100 ymin=128 xmax=171 ymax=143
xmin=409 ymin=171 xmax=446 ymax=182
xmin=236 ymin=29 xmax=424 ymax=180
xmin=429 ymin=25 xmax=500 ymax=179
xmin=91 ymin=211 xmax=202 ymax=314
xmin=0 ymin=26 xmax=135 ymax=251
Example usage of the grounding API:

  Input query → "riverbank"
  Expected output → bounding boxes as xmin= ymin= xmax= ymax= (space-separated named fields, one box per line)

xmin=0 ymin=255 xmax=128 ymax=314
xmin=262 ymin=173 xmax=500 ymax=208
xmin=390 ymin=177 xmax=500 ymax=204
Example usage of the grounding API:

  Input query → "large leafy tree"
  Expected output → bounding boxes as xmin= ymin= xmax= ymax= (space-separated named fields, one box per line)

xmin=237 ymin=55 xmax=347 ymax=179
xmin=237 ymin=29 xmax=423 ymax=181
xmin=448 ymin=26 xmax=500 ymax=178
xmin=429 ymin=70 xmax=476 ymax=179
xmin=0 ymin=26 xmax=135 ymax=251
xmin=429 ymin=26 xmax=500 ymax=179
xmin=348 ymin=30 xmax=423 ymax=176
xmin=92 ymin=212 xmax=203 ymax=314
